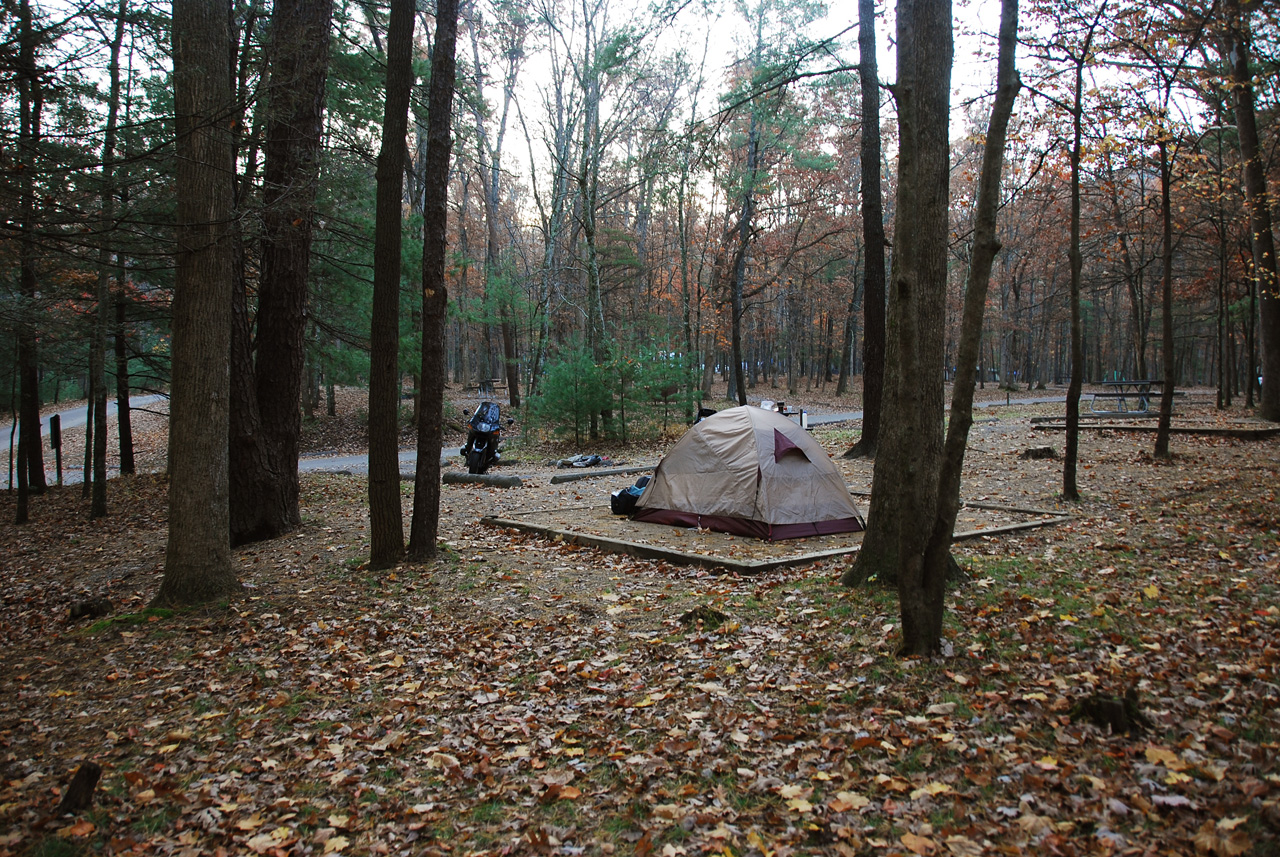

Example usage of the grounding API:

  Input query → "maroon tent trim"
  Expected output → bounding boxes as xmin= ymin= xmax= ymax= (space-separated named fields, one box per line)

xmin=632 ymin=508 xmax=865 ymax=541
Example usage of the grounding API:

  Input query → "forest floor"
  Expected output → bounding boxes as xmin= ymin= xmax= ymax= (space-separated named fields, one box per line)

xmin=1 ymin=381 xmax=1278 ymax=857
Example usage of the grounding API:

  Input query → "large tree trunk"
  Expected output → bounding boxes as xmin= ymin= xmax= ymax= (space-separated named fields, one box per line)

xmin=90 ymin=0 xmax=127 ymax=520
xmin=231 ymin=0 xmax=333 ymax=544
xmin=843 ymin=0 xmax=887 ymax=460
xmin=407 ymin=0 xmax=459 ymax=561
xmin=367 ymin=0 xmax=415 ymax=568
xmin=15 ymin=0 xmax=46 ymax=525
xmin=466 ymin=16 xmax=524 ymax=408
xmin=114 ymin=293 xmax=135 ymax=475
xmin=226 ymin=0 xmax=272 ymax=546
xmin=154 ymin=0 xmax=240 ymax=606
xmin=729 ymin=118 xmax=759 ymax=408
xmin=1223 ymin=0 xmax=1280 ymax=421
xmin=1063 ymin=6 xmax=1105 ymax=500
xmin=230 ymin=281 xmax=279 ymax=544
xmin=1154 ymin=134 xmax=1175 ymax=457
xmin=919 ymin=0 xmax=1019 ymax=654
xmin=577 ymin=66 xmax=612 ymax=437
xmin=843 ymin=0 xmax=952 ymax=658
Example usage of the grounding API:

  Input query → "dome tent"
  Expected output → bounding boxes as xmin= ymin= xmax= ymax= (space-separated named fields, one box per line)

xmin=632 ymin=406 xmax=865 ymax=540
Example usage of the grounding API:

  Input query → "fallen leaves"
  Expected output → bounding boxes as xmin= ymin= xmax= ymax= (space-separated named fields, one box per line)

xmin=2 ymin=403 xmax=1278 ymax=856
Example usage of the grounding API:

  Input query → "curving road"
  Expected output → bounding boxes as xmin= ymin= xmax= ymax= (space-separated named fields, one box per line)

xmin=3 ymin=393 xmax=1068 ymax=486
xmin=1 ymin=394 xmax=166 ymax=485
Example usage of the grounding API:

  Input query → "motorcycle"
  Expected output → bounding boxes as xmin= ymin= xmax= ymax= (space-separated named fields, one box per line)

xmin=460 ymin=401 xmax=510 ymax=474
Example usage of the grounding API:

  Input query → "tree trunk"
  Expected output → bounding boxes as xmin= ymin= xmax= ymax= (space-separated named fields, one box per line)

xmin=82 ymin=396 xmax=94 ymax=499
xmin=1154 ymin=134 xmax=1175 ymax=457
xmin=367 ymin=0 xmax=415 ymax=568
xmin=154 ymin=0 xmax=240 ymax=607
xmin=90 ymin=0 xmax=127 ymax=519
xmin=844 ymin=0 xmax=886 ymax=459
xmin=729 ymin=118 xmax=759 ymax=408
xmin=231 ymin=0 xmax=333 ymax=544
xmin=1063 ymin=5 xmax=1105 ymax=501
xmin=1223 ymin=0 xmax=1280 ymax=421
xmin=920 ymin=0 xmax=1019 ymax=653
xmin=407 ymin=0 xmax=458 ymax=560
xmin=114 ymin=292 xmax=135 ymax=475
xmin=16 ymin=0 xmax=46 ymax=520
xmin=844 ymin=0 xmax=952 ymax=658
xmin=836 ymin=249 xmax=861 ymax=395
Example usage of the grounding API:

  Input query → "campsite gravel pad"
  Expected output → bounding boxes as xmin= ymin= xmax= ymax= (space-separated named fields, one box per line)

xmin=485 ymin=498 xmax=1064 ymax=569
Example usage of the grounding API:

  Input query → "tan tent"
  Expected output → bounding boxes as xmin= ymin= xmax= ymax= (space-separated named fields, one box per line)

xmin=633 ymin=406 xmax=865 ymax=540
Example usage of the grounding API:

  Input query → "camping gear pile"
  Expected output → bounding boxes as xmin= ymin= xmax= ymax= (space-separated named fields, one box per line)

xmin=609 ymin=475 xmax=650 ymax=515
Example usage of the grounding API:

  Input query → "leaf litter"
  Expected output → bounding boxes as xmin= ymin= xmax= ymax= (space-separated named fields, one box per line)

xmin=1 ymin=393 xmax=1277 ymax=855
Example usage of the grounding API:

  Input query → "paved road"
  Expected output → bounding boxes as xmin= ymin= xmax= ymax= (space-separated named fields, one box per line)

xmin=1 ymin=395 xmax=167 ymax=486
xmin=4 ymin=394 xmax=1068 ymax=486
xmin=1 ymin=394 xmax=167 ymax=437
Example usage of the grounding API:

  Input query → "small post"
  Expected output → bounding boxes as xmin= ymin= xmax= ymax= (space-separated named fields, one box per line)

xmin=1006 ymin=392 xmax=1010 ymax=406
xmin=49 ymin=414 xmax=62 ymax=486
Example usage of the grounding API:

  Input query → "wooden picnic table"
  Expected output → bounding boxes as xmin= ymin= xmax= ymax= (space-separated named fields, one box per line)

xmin=1089 ymin=380 xmax=1169 ymax=414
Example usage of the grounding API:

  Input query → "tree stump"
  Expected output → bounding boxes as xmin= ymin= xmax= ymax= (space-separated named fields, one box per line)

xmin=1069 ymin=687 xmax=1153 ymax=735
xmin=58 ymin=762 xmax=101 ymax=813
xmin=679 ymin=605 xmax=728 ymax=630
xmin=68 ymin=597 xmax=113 ymax=621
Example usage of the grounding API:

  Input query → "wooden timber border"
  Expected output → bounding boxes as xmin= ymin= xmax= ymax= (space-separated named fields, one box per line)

xmin=549 ymin=465 xmax=656 ymax=484
xmin=482 ymin=500 xmax=1070 ymax=574
xmin=1030 ymin=420 xmax=1279 ymax=439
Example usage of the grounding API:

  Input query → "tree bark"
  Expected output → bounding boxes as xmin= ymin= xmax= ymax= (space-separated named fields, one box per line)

xmin=1063 ymin=4 xmax=1106 ymax=500
xmin=231 ymin=0 xmax=333 ymax=544
xmin=919 ymin=0 xmax=1020 ymax=654
xmin=843 ymin=0 xmax=887 ymax=460
xmin=467 ymin=20 xmax=523 ymax=410
xmin=154 ymin=0 xmax=240 ymax=607
xmin=1154 ymin=133 xmax=1174 ymax=458
xmin=367 ymin=0 xmax=416 ymax=568
xmin=90 ymin=0 xmax=127 ymax=520
xmin=729 ymin=117 xmax=759 ymax=408
xmin=1223 ymin=0 xmax=1280 ymax=421
xmin=15 ymin=0 xmax=46 ymax=526
xmin=114 ymin=294 xmax=135 ymax=475
xmin=407 ymin=0 xmax=459 ymax=561
xmin=843 ymin=0 xmax=952 ymax=656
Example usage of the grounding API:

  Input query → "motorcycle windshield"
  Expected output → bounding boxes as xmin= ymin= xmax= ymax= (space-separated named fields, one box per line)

xmin=471 ymin=401 xmax=501 ymax=432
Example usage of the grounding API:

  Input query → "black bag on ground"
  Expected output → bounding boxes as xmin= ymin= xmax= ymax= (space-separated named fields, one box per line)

xmin=610 ymin=475 xmax=651 ymax=515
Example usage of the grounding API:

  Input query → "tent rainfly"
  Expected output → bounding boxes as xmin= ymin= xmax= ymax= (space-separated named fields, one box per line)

xmin=632 ymin=406 xmax=865 ymax=540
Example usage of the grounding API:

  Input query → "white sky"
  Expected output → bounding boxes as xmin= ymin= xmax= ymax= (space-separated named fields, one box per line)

xmin=492 ymin=0 xmax=1013 ymax=212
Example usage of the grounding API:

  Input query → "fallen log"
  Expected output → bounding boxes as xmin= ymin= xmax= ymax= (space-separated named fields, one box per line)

xmin=549 ymin=465 xmax=655 ymax=485
xmin=442 ymin=472 xmax=523 ymax=488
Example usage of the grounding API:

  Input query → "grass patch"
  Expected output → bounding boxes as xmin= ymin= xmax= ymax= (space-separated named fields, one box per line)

xmin=24 ymin=839 xmax=92 ymax=857
xmin=87 ymin=607 xmax=174 ymax=634
xmin=470 ymin=799 xmax=507 ymax=825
